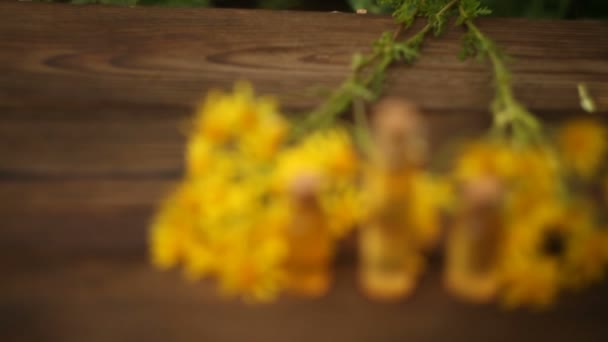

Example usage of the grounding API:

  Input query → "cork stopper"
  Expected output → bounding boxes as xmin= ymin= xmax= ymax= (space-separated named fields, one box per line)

xmin=371 ymin=98 xmax=429 ymax=169
xmin=460 ymin=176 xmax=503 ymax=213
xmin=289 ymin=172 xmax=322 ymax=206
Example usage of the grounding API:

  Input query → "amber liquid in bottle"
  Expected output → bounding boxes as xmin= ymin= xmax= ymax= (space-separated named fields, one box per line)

xmin=445 ymin=177 xmax=505 ymax=303
xmin=284 ymin=174 xmax=333 ymax=297
xmin=359 ymin=98 xmax=430 ymax=301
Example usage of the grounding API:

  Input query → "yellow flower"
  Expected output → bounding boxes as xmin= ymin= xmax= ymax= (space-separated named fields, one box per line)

xmin=151 ymin=82 xmax=297 ymax=301
xmin=314 ymin=129 xmax=358 ymax=177
xmin=453 ymin=142 xmax=518 ymax=182
xmin=501 ymin=257 xmax=560 ymax=310
xmin=503 ymin=199 xmax=564 ymax=262
xmin=273 ymin=129 xmax=360 ymax=237
xmin=455 ymin=141 xmax=560 ymax=193
xmin=218 ymin=235 xmax=288 ymax=302
xmin=239 ymin=110 xmax=287 ymax=161
xmin=182 ymin=239 xmax=215 ymax=280
xmin=501 ymin=200 xmax=569 ymax=308
xmin=500 ymin=197 xmax=608 ymax=308
xmin=320 ymin=179 xmax=363 ymax=237
xmin=454 ymin=141 xmax=561 ymax=224
xmin=153 ymin=83 xmax=365 ymax=302
xmin=500 ymin=201 xmax=564 ymax=309
xmin=192 ymin=81 xmax=287 ymax=149
xmin=150 ymin=184 xmax=198 ymax=269
xmin=186 ymin=135 xmax=213 ymax=178
xmin=505 ymin=147 xmax=560 ymax=219
xmin=562 ymin=230 xmax=608 ymax=290
xmin=558 ymin=200 xmax=608 ymax=290
xmin=151 ymin=224 xmax=182 ymax=270
xmin=557 ymin=119 xmax=607 ymax=179
xmin=194 ymin=82 xmax=249 ymax=142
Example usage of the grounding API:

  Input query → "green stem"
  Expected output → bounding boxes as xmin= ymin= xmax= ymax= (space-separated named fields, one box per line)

xmin=290 ymin=0 xmax=460 ymax=142
xmin=462 ymin=15 xmax=515 ymax=109
xmin=459 ymin=5 xmax=541 ymax=144
xmin=353 ymin=97 xmax=372 ymax=156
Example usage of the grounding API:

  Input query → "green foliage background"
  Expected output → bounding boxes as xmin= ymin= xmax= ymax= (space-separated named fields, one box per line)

xmin=44 ymin=0 xmax=608 ymax=18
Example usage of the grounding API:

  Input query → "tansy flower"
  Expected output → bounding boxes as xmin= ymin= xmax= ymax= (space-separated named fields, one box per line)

xmin=273 ymin=129 xmax=361 ymax=237
xmin=151 ymin=222 xmax=183 ymax=270
xmin=504 ymin=146 xmax=560 ymax=219
xmin=217 ymin=235 xmax=288 ymax=302
xmin=453 ymin=140 xmax=561 ymax=224
xmin=558 ymin=200 xmax=608 ymax=290
xmin=454 ymin=141 xmax=559 ymax=195
xmin=236 ymin=94 xmax=288 ymax=161
xmin=151 ymin=82 xmax=364 ymax=302
xmin=320 ymin=181 xmax=362 ymax=237
xmin=193 ymin=82 xmax=255 ymax=143
xmin=561 ymin=230 xmax=608 ymax=290
xmin=186 ymin=135 xmax=213 ymax=178
xmin=240 ymin=114 xmax=287 ymax=161
xmin=557 ymin=119 xmax=607 ymax=180
xmin=192 ymin=81 xmax=287 ymax=152
xmin=448 ymin=139 xmax=564 ymax=306
xmin=151 ymin=82 xmax=295 ymax=301
xmin=182 ymin=238 xmax=215 ymax=281
xmin=453 ymin=142 xmax=518 ymax=183
xmin=500 ymin=257 xmax=560 ymax=310
xmin=499 ymin=197 xmax=608 ymax=308
xmin=150 ymin=183 xmax=198 ymax=269
xmin=500 ymin=200 xmax=566 ymax=309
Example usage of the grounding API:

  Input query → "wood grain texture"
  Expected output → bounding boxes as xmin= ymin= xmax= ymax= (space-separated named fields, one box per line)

xmin=1 ymin=2 xmax=608 ymax=341
xmin=4 ymin=261 xmax=608 ymax=342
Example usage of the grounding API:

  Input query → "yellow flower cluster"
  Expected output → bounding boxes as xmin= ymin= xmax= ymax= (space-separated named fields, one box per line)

xmin=500 ymin=200 xmax=605 ymax=309
xmin=557 ymin=118 xmax=607 ymax=180
xmin=274 ymin=129 xmax=361 ymax=238
xmin=150 ymin=82 xmax=608 ymax=308
xmin=448 ymin=118 xmax=608 ymax=309
xmin=150 ymin=82 xmax=360 ymax=301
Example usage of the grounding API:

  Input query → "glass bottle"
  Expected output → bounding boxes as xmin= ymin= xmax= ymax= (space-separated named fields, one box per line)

xmin=359 ymin=98 xmax=431 ymax=300
xmin=284 ymin=173 xmax=333 ymax=297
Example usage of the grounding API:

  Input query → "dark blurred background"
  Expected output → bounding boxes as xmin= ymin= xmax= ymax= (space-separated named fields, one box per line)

xmin=45 ymin=0 xmax=608 ymax=19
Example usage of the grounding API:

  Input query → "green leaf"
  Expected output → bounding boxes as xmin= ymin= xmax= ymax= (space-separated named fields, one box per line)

xmin=458 ymin=0 xmax=492 ymax=23
xmin=393 ymin=1 xmax=420 ymax=27
xmin=351 ymin=53 xmax=366 ymax=71
xmin=347 ymin=83 xmax=375 ymax=101
xmin=392 ymin=42 xmax=418 ymax=61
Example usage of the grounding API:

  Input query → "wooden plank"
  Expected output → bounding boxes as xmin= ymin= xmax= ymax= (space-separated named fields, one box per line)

xmin=2 ymin=261 xmax=608 ymax=342
xmin=0 ymin=119 xmax=185 ymax=177
xmin=2 ymin=3 xmax=608 ymax=341
xmin=1 ymin=2 xmax=607 ymax=121
xmin=0 ymin=113 xmax=494 ymax=177
xmin=0 ymin=178 xmax=166 ymax=255
xmin=0 ymin=112 xmax=598 ymax=178
xmin=1 ymin=2 xmax=607 ymax=178
xmin=0 ymin=179 xmax=172 ymax=260
xmin=1 ymin=2 xmax=608 ymax=177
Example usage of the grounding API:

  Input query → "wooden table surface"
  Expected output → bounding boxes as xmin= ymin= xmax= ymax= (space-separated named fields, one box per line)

xmin=2 ymin=2 xmax=608 ymax=341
